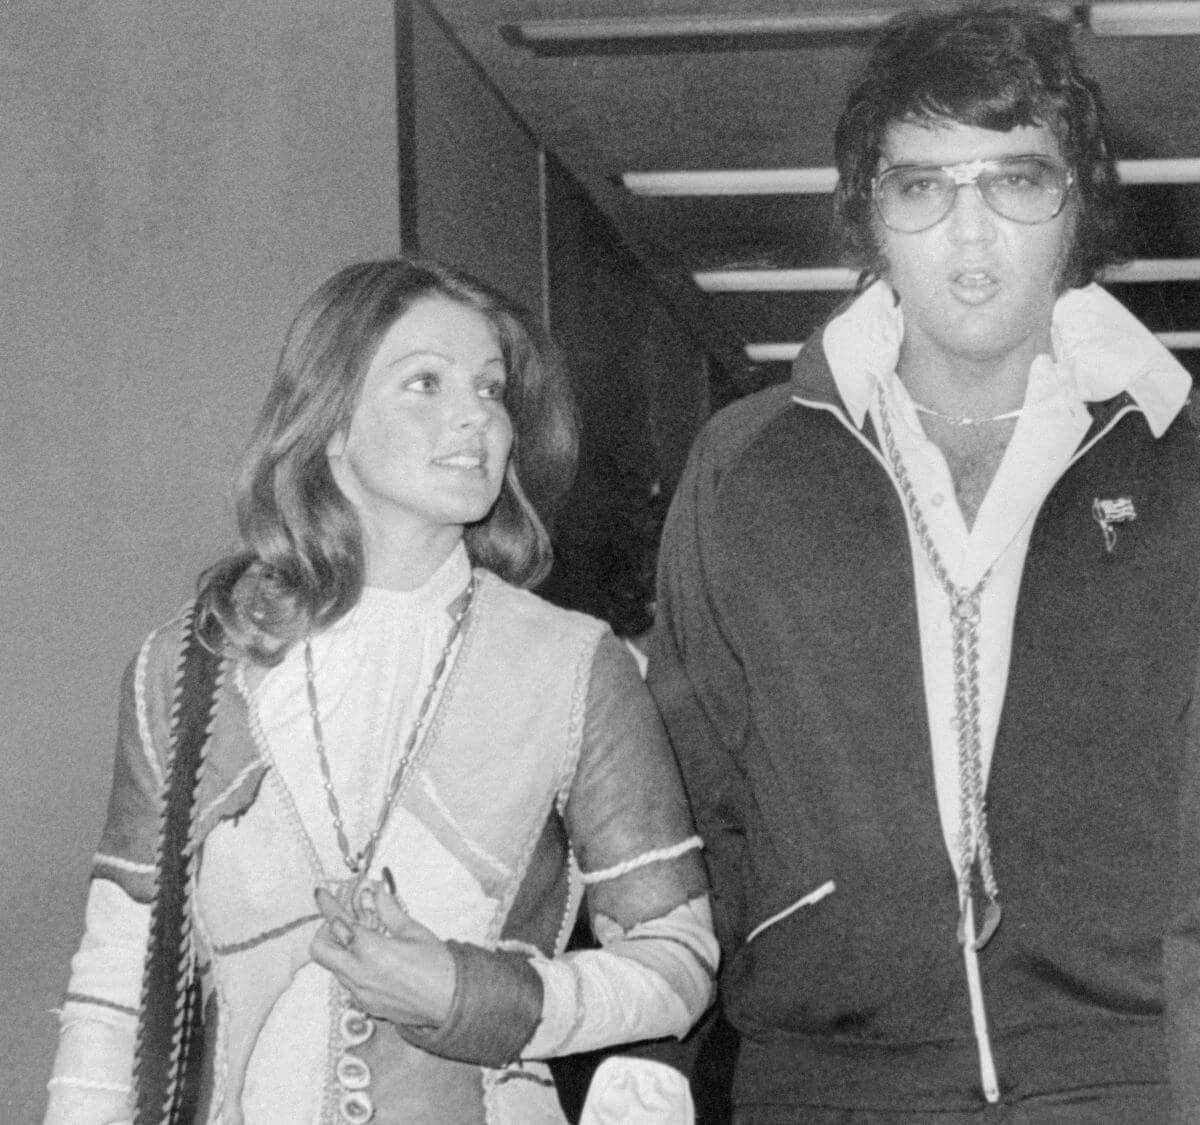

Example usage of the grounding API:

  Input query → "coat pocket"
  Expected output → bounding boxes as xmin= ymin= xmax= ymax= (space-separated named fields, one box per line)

xmin=744 ymin=879 xmax=836 ymax=946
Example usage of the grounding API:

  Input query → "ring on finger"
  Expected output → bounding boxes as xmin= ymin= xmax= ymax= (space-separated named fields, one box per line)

xmin=330 ymin=918 xmax=357 ymax=948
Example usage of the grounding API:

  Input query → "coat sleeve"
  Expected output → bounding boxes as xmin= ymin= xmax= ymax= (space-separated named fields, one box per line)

xmin=646 ymin=424 xmax=753 ymax=956
xmin=45 ymin=644 xmax=165 ymax=1125
xmin=402 ymin=634 xmax=718 ymax=1066
xmin=1166 ymin=655 xmax=1200 ymax=1123
xmin=523 ymin=633 xmax=717 ymax=1059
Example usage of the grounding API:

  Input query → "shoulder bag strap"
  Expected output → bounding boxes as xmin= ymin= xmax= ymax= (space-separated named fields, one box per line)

xmin=133 ymin=604 xmax=223 ymax=1125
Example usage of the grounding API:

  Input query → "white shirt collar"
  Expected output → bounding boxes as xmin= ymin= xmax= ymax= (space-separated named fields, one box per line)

xmin=819 ymin=279 xmax=1190 ymax=437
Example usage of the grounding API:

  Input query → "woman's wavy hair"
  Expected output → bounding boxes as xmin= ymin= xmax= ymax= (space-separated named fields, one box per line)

xmin=833 ymin=5 xmax=1123 ymax=291
xmin=198 ymin=257 xmax=578 ymax=663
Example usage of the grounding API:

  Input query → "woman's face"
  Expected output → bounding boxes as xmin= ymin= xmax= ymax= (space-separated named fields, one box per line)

xmin=327 ymin=295 xmax=513 ymax=570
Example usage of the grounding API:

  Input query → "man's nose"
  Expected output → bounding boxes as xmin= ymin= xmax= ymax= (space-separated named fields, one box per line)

xmin=945 ymin=182 xmax=998 ymax=244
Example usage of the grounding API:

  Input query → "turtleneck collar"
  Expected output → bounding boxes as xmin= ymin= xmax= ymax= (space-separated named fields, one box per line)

xmin=348 ymin=541 xmax=472 ymax=624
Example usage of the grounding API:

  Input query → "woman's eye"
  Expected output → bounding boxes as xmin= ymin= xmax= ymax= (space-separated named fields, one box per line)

xmin=405 ymin=372 xmax=439 ymax=392
xmin=479 ymin=377 xmax=507 ymax=401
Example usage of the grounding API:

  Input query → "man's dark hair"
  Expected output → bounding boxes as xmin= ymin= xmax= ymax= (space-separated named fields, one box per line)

xmin=834 ymin=4 xmax=1123 ymax=289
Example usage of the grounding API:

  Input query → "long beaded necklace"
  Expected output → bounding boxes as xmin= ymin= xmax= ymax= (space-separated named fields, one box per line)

xmin=876 ymin=385 xmax=1002 ymax=951
xmin=302 ymin=574 xmax=476 ymax=882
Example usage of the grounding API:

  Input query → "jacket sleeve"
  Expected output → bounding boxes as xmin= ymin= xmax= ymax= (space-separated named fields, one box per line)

xmin=646 ymin=425 xmax=752 ymax=956
xmin=402 ymin=634 xmax=717 ymax=1065
xmin=45 ymin=647 xmax=163 ymax=1125
xmin=524 ymin=633 xmax=717 ymax=1059
xmin=1166 ymin=654 xmax=1200 ymax=1124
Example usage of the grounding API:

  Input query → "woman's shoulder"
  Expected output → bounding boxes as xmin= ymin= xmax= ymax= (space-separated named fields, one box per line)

xmin=131 ymin=603 xmax=197 ymax=671
xmin=475 ymin=570 xmax=611 ymax=648
xmin=109 ymin=604 xmax=207 ymax=772
xmin=122 ymin=602 xmax=223 ymax=711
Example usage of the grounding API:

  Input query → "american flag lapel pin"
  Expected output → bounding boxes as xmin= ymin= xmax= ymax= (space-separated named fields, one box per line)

xmin=1092 ymin=496 xmax=1137 ymax=554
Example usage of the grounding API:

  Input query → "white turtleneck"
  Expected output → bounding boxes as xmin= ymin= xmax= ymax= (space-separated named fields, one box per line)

xmin=252 ymin=544 xmax=472 ymax=880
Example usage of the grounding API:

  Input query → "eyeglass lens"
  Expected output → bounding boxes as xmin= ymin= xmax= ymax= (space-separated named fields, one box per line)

xmin=874 ymin=157 xmax=1071 ymax=232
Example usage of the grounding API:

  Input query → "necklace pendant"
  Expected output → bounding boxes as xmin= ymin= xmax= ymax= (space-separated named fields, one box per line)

xmin=319 ymin=872 xmax=363 ymax=911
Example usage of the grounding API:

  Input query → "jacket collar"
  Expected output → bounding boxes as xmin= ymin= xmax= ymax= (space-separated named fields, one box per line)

xmin=792 ymin=280 xmax=1191 ymax=438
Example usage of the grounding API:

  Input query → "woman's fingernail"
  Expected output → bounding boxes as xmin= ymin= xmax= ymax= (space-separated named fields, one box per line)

xmin=331 ymin=919 xmax=357 ymax=948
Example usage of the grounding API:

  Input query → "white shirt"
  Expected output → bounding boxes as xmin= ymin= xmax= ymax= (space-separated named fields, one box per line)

xmin=254 ymin=542 xmax=472 ymax=881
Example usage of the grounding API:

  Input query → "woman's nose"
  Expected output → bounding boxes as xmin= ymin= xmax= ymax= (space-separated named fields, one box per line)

xmin=450 ymin=387 xmax=490 ymax=430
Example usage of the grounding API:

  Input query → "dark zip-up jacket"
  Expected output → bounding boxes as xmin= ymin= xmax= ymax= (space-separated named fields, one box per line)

xmin=648 ymin=324 xmax=1200 ymax=1118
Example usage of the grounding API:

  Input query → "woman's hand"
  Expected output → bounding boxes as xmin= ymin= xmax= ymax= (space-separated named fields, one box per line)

xmin=310 ymin=881 xmax=456 ymax=1028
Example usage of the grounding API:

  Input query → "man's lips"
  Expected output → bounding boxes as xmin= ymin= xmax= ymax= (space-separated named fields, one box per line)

xmin=949 ymin=268 xmax=1000 ymax=302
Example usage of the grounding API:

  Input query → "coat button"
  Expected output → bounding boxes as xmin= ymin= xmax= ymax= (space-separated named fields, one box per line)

xmin=336 ymin=1052 xmax=372 ymax=1090
xmin=338 ymin=1089 xmax=374 ymax=1123
xmin=340 ymin=1008 xmax=376 ymax=1047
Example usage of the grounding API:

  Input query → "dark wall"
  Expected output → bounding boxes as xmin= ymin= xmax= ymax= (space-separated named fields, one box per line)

xmin=408 ymin=8 xmax=711 ymax=634
xmin=411 ymin=1 xmax=545 ymax=315
xmin=539 ymin=156 xmax=709 ymax=632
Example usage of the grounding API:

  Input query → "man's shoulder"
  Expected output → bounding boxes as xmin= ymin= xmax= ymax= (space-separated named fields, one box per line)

xmin=693 ymin=381 xmax=800 ymax=472
xmin=1183 ymin=391 xmax=1200 ymax=433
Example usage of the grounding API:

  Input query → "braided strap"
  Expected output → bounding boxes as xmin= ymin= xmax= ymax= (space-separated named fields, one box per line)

xmin=579 ymin=837 xmax=703 ymax=886
xmin=133 ymin=606 xmax=223 ymax=1124
xmin=876 ymin=385 xmax=1001 ymax=951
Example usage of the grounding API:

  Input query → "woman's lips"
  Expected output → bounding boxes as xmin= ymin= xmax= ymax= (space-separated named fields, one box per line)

xmin=433 ymin=450 xmax=486 ymax=472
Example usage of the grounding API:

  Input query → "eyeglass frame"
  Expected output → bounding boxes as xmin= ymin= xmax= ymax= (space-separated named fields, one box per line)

xmin=871 ymin=154 xmax=1076 ymax=234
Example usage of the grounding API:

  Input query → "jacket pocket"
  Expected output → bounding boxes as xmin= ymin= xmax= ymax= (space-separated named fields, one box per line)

xmin=744 ymin=879 xmax=836 ymax=946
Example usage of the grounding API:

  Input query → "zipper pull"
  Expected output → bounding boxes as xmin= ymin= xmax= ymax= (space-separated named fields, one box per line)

xmin=973 ymin=899 xmax=1002 ymax=951
xmin=958 ymin=897 xmax=1002 ymax=950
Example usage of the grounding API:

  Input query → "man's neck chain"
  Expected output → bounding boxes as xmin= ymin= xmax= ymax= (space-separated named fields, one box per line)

xmin=303 ymin=574 xmax=477 ymax=880
xmin=877 ymin=385 xmax=1002 ymax=950
xmin=910 ymin=398 xmax=1023 ymax=427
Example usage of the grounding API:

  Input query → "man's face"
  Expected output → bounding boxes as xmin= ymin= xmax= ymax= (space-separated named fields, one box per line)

xmin=876 ymin=119 xmax=1074 ymax=370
